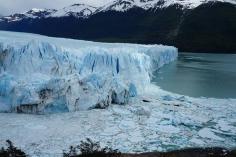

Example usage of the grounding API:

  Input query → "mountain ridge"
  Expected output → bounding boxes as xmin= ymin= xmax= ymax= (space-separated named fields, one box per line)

xmin=0 ymin=0 xmax=236 ymax=53
xmin=1 ymin=0 xmax=235 ymax=22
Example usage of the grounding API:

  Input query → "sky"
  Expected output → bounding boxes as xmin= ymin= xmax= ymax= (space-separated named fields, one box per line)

xmin=0 ymin=0 xmax=112 ymax=16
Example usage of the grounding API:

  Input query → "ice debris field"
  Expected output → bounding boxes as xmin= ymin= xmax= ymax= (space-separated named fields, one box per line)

xmin=0 ymin=31 xmax=236 ymax=156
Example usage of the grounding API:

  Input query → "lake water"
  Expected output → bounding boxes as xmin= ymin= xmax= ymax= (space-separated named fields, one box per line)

xmin=152 ymin=53 xmax=236 ymax=98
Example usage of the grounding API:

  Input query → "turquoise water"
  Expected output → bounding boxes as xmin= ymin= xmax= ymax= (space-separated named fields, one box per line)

xmin=152 ymin=53 xmax=236 ymax=98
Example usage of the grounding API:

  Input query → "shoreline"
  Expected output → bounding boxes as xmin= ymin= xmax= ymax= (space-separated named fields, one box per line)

xmin=122 ymin=147 xmax=236 ymax=157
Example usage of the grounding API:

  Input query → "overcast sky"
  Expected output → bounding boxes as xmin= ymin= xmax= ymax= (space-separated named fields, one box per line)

xmin=0 ymin=0 xmax=112 ymax=16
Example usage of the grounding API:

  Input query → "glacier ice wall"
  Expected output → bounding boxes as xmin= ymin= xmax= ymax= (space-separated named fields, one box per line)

xmin=0 ymin=31 xmax=178 ymax=113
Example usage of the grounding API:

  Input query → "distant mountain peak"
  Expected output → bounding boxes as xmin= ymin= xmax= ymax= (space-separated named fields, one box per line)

xmin=0 ymin=8 xmax=56 ymax=22
xmin=25 ymin=8 xmax=56 ymax=17
xmin=0 ymin=0 xmax=235 ymax=23
xmin=28 ymin=8 xmax=46 ymax=13
xmin=49 ymin=3 xmax=97 ymax=18
xmin=98 ymin=0 xmax=236 ymax=12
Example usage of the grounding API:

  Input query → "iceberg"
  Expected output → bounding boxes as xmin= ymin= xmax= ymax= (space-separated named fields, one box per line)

xmin=0 ymin=31 xmax=178 ymax=113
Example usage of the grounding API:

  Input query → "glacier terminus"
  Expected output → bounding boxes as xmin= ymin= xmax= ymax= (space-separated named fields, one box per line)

xmin=0 ymin=31 xmax=235 ymax=156
xmin=0 ymin=31 xmax=177 ymax=113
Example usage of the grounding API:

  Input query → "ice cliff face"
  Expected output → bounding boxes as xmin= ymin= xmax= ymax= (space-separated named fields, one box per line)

xmin=0 ymin=31 xmax=178 ymax=113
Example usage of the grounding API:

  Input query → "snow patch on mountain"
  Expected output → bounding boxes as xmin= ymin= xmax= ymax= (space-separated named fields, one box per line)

xmin=98 ymin=0 xmax=236 ymax=12
xmin=0 ymin=31 xmax=177 ymax=113
xmin=49 ymin=4 xmax=97 ymax=18
xmin=97 ymin=0 xmax=157 ymax=12
xmin=0 ymin=8 xmax=56 ymax=22
xmin=1 ymin=0 xmax=235 ymax=22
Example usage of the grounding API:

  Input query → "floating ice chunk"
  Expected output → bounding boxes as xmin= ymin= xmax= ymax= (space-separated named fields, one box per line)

xmin=119 ymin=119 xmax=136 ymax=130
xmin=190 ymin=138 xmax=205 ymax=145
xmin=101 ymin=126 xmax=120 ymax=136
xmin=198 ymin=128 xmax=224 ymax=141
xmin=162 ymin=95 xmax=174 ymax=101
xmin=24 ymin=123 xmax=47 ymax=130
xmin=111 ymin=105 xmax=132 ymax=115
xmin=177 ymin=96 xmax=187 ymax=102
xmin=129 ymin=131 xmax=144 ymax=143
xmin=156 ymin=125 xmax=180 ymax=134
xmin=131 ymin=106 xmax=151 ymax=117
xmin=216 ymin=120 xmax=236 ymax=133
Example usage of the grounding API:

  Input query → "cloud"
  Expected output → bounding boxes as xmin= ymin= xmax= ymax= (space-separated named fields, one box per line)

xmin=0 ymin=0 xmax=112 ymax=15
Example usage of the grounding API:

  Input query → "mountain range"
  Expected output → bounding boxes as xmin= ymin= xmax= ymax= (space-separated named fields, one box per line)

xmin=0 ymin=0 xmax=236 ymax=53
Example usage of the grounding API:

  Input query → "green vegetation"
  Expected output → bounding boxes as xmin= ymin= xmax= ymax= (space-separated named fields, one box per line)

xmin=0 ymin=140 xmax=27 ymax=157
xmin=63 ymin=138 xmax=121 ymax=157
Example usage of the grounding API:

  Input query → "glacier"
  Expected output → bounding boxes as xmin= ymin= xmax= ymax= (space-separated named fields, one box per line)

xmin=0 ymin=31 xmax=178 ymax=113
xmin=0 ymin=31 xmax=236 ymax=156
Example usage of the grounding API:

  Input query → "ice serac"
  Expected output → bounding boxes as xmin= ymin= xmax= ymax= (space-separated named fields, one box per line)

xmin=0 ymin=31 xmax=178 ymax=113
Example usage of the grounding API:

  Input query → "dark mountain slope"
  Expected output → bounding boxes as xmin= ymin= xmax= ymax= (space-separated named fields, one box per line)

xmin=176 ymin=2 xmax=236 ymax=53
xmin=0 ymin=2 xmax=235 ymax=53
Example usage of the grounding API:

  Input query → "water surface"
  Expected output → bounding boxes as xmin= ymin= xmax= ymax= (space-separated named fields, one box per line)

xmin=152 ymin=53 xmax=236 ymax=98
